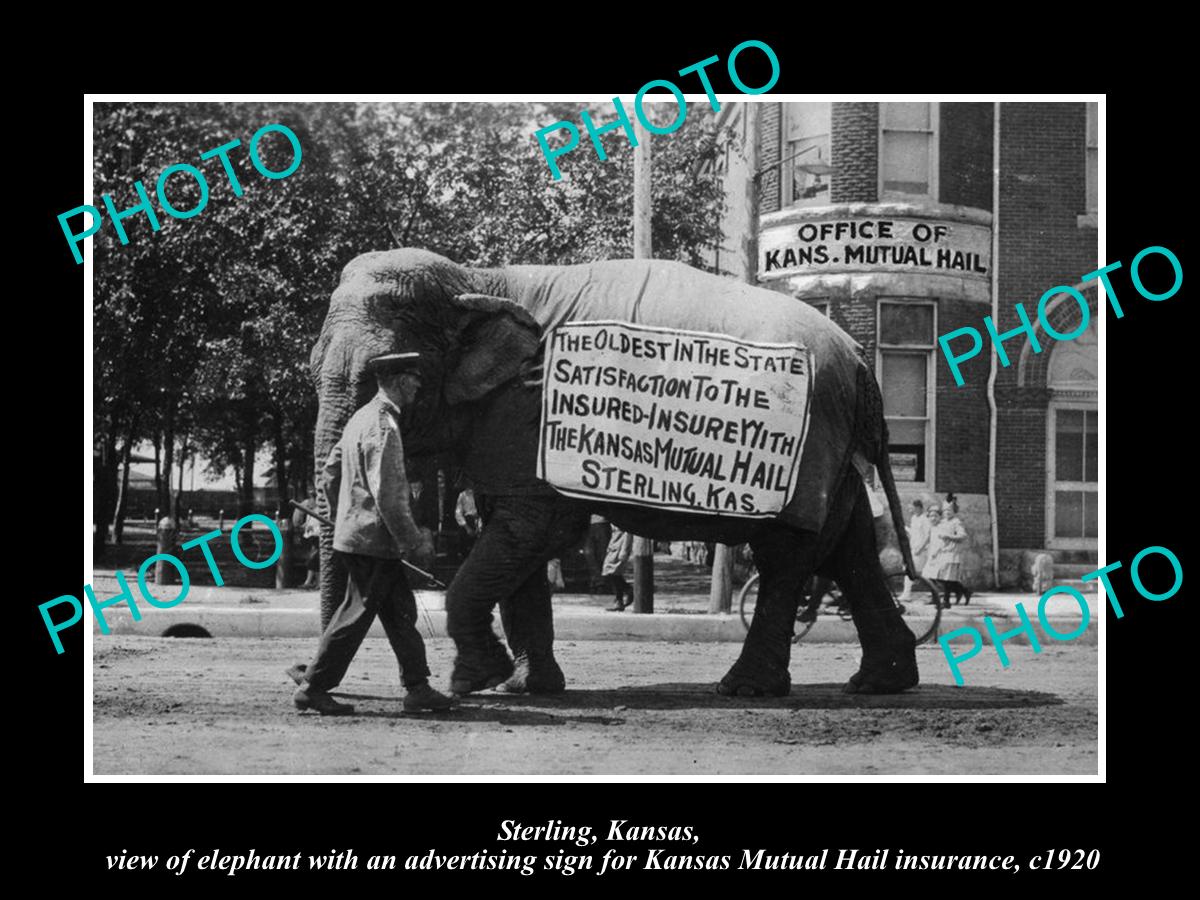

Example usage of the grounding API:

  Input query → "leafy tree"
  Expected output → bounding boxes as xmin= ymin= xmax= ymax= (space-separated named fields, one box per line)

xmin=92 ymin=100 xmax=731 ymax=548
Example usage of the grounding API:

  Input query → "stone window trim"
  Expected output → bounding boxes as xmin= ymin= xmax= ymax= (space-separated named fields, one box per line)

xmin=1045 ymin=402 xmax=1099 ymax=550
xmin=1084 ymin=101 xmax=1099 ymax=220
xmin=878 ymin=102 xmax=940 ymax=203
xmin=876 ymin=297 xmax=938 ymax=490
xmin=781 ymin=103 xmax=832 ymax=211
xmin=804 ymin=297 xmax=832 ymax=317
xmin=1017 ymin=282 xmax=1099 ymax=389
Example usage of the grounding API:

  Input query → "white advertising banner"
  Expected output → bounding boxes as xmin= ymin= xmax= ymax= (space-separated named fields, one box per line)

xmin=537 ymin=321 xmax=813 ymax=517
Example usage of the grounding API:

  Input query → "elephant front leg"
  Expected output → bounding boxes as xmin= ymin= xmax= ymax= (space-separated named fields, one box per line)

xmin=718 ymin=526 xmax=815 ymax=698
xmin=496 ymin=568 xmax=566 ymax=694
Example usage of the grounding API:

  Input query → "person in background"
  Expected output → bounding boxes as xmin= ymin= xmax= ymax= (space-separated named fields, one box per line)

xmin=410 ymin=476 xmax=425 ymax=514
xmin=920 ymin=502 xmax=946 ymax=606
xmin=546 ymin=557 xmax=565 ymax=593
xmin=454 ymin=486 xmax=480 ymax=557
xmin=301 ymin=492 xmax=322 ymax=588
xmin=936 ymin=496 xmax=972 ymax=605
xmin=601 ymin=526 xmax=634 ymax=611
xmin=583 ymin=514 xmax=612 ymax=593
xmin=900 ymin=498 xmax=929 ymax=601
xmin=924 ymin=496 xmax=972 ymax=607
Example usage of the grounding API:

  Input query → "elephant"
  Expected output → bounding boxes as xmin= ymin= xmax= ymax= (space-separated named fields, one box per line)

xmin=309 ymin=247 xmax=920 ymax=698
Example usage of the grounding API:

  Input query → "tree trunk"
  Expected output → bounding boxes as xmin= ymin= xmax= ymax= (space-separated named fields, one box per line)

xmin=151 ymin=429 xmax=163 ymax=520
xmin=174 ymin=431 xmax=189 ymax=521
xmin=232 ymin=453 xmax=243 ymax=498
xmin=240 ymin=429 xmax=256 ymax=518
xmin=161 ymin=402 xmax=176 ymax=518
xmin=708 ymin=545 xmax=735 ymax=613
xmin=94 ymin=426 xmax=119 ymax=558
xmin=111 ymin=414 xmax=139 ymax=544
xmin=272 ymin=412 xmax=290 ymax=512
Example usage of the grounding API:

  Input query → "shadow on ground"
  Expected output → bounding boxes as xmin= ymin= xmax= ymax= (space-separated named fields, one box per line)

xmin=375 ymin=682 xmax=1064 ymax=713
xmin=324 ymin=691 xmax=626 ymax=726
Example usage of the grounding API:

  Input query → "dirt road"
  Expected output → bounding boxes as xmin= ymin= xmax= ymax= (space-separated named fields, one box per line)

xmin=92 ymin=636 xmax=1097 ymax=776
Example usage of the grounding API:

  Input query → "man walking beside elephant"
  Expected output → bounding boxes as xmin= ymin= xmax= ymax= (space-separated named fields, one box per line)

xmin=445 ymin=374 xmax=589 ymax=696
xmin=292 ymin=352 xmax=454 ymax=716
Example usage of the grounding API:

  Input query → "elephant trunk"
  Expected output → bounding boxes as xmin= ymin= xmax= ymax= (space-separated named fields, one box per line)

xmin=312 ymin=325 xmax=396 ymax=628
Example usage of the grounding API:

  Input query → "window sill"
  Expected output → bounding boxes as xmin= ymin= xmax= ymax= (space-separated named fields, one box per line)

xmin=1076 ymin=212 xmax=1098 ymax=230
xmin=880 ymin=191 xmax=937 ymax=204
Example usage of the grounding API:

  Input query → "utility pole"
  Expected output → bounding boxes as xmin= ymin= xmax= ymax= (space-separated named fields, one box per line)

xmin=710 ymin=102 xmax=761 ymax=613
xmin=631 ymin=117 xmax=654 ymax=614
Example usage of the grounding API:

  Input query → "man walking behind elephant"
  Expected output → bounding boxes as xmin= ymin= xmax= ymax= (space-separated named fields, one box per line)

xmin=446 ymin=373 xmax=589 ymax=696
xmin=292 ymin=352 xmax=454 ymax=716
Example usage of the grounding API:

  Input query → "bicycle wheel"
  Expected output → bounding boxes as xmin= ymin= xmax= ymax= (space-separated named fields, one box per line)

xmin=908 ymin=576 xmax=943 ymax=646
xmin=738 ymin=572 xmax=818 ymax=642
xmin=790 ymin=580 xmax=828 ymax=643
xmin=738 ymin=571 xmax=759 ymax=632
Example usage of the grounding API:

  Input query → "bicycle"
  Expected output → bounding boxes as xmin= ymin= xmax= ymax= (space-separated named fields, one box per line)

xmin=738 ymin=569 xmax=943 ymax=645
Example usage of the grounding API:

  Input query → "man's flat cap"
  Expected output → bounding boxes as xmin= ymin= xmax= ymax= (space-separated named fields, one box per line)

xmin=368 ymin=352 xmax=423 ymax=375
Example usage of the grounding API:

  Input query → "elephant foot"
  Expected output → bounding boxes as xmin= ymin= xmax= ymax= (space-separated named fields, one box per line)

xmin=449 ymin=636 xmax=514 ymax=696
xmin=844 ymin=606 xmax=919 ymax=694
xmin=716 ymin=659 xmax=791 ymax=698
xmin=495 ymin=651 xmax=566 ymax=695
xmin=844 ymin=642 xmax=919 ymax=695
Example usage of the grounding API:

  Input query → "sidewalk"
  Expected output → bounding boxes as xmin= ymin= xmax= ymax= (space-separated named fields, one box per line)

xmin=88 ymin=555 xmax=1097 ymax=645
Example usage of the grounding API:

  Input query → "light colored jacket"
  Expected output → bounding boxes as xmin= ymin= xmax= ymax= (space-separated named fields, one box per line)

xmin=321 ymin=393 xmax=423 ymax=559
xmin=908 ymin=513 xmax=932 ymax=565
xmin=455 ymin=489 xmax=479 ymax=533
xmin=602 ymin=527 xmax=634 ymax=577
xmin=922 ymin=516 xmax=968 ymax=581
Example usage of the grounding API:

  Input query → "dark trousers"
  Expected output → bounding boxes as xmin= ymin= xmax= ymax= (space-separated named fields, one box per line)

xmin=305 ymin=552 xmax=430 ymax=692
xmin=583 ymin=521 xmax=612 ymax=587
xmin=304 ymin=537 xmax=320 ymax=573
xmin=446 ymin=494 xmax=589 ymax=656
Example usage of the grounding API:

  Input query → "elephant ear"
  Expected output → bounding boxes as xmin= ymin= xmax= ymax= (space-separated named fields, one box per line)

xmin=443 ymin=293 xmax=543 ymax=404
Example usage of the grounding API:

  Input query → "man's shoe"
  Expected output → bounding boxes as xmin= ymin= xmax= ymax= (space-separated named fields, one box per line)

xmin=286 ymin=663 xmax=308 ymax=685
xmin=450 ymin=639 xmax=514 ymax=695
xmin=403 ymin=683 xmax=456 ymax=713
xmin=607 ymin=591 xmax=632 ymax=612
xmin=497 ymin=651 xmax=566 ymax=695
xmin=293 ymin=685 xmax=355 ymax=716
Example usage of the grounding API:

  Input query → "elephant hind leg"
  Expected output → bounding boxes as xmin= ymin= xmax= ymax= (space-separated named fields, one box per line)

xmin=830 ymin=484 xmax=919 ymax=695
xmin=718 ymin=525 xmax=817 ymax=698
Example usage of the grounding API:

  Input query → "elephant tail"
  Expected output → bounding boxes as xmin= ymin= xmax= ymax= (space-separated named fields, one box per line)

xmin=876 ymin=418 xmax=918 ymax=581
xmin=856 ymin=364 xmax=917 ymax=581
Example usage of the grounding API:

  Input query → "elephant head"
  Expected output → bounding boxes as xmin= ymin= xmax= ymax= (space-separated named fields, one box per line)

xmin=309 ymin=248 xmax=545 ymax=625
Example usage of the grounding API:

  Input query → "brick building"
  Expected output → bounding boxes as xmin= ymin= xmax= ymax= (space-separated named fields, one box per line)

xmin=707 ymin=101 xmax=1098 ymax=588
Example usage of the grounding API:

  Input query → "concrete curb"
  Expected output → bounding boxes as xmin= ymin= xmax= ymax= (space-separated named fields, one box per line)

xmin=93 ymin=603 xmax=1095 ymax=645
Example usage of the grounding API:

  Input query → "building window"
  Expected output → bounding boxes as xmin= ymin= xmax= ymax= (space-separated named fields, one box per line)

xmin=805 ymin=298 xmax=831 ymax=317
xmin=880 ymin=102 xmax=938 ymax=200
xmin=1052 ymin=408 xmax=1098 ymax=540
xmin=782 ymin=103 xmax=831 ymax=208
xmin=1085 ymin=102 xmax=1098 ymax=214
xmin=877 ymin=300 xmax=936 ymax=485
